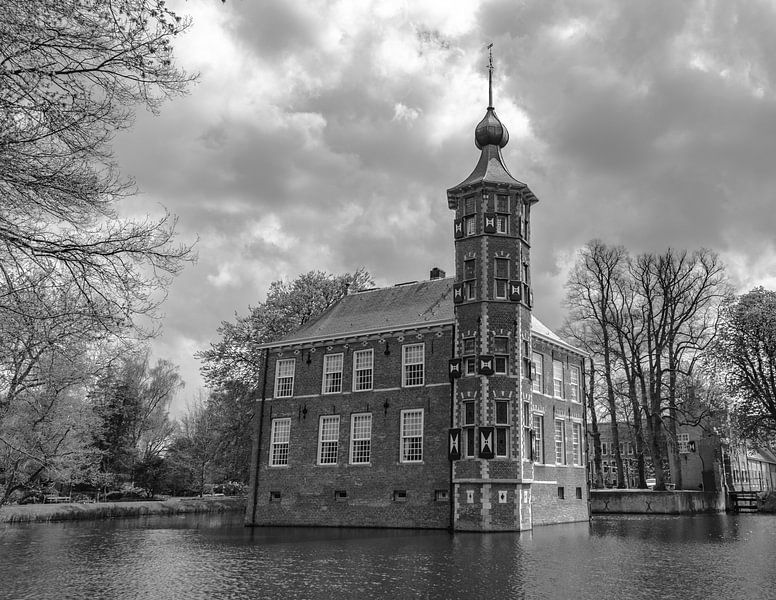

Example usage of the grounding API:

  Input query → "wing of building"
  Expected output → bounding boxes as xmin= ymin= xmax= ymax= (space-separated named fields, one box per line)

xmin=246 ymin=84 xmax=590 ymax=531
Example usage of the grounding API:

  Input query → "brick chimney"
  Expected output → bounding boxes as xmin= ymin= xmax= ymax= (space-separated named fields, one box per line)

xmin=429 ymin=267 xmax=446 ymax=280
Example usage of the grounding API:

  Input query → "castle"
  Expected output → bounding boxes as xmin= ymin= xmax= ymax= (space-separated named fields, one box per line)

xmin=246 ymin=71 xmax=589 ymax=530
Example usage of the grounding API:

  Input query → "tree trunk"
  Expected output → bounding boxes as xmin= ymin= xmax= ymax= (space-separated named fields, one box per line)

xmin=586 ymin=363 xmax=604 ymax=488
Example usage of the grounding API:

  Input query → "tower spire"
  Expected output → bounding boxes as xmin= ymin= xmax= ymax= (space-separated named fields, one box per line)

xmin=487 ymin=43 xmax=494 ymax=108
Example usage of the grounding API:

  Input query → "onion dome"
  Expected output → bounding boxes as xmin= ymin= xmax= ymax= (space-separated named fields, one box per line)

xmin=475 ymin=107 xmax=509 ymax=149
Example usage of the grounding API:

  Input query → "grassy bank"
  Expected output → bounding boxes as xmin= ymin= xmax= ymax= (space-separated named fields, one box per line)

xmin=0 ymin=496 xmax=246 ymax=524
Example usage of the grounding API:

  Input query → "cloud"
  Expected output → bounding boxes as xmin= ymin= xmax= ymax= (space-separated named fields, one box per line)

xmin=110 ymin=0 xmax=776 ymax=411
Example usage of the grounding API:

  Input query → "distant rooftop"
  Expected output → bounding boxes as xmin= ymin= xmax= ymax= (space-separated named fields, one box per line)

xmin=263 ymin=277 xmax=582 ymax=353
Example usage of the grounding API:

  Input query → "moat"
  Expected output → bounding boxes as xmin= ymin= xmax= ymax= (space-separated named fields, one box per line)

xmin=1 ymin=512 xmax=775 ymax=599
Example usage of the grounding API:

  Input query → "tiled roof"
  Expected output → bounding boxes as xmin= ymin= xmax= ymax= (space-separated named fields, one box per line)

xmin=273 ymin=278 xmax=455 ymax=345
xmin=267 ymin=278 xmax=583 ymax=354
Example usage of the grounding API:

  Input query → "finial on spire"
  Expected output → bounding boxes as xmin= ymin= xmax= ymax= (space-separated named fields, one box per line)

xmin=487 ymin=43 xmax=494 ymax=108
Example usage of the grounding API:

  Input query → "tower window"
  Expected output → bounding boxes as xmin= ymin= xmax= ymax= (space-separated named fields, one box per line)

xmin=464 ymin=197 xmax=476 ymax=215
xmin=465 ymin=215 xmax=476 ymax=236
xmin=463 ymin=337 xmax=476 ymax=375
xmin=494 ymin=258 xmax=509 ymax=299
xmin=494 ymin=336 xmax=509 ymax=374
xmin=464 ymin=259 xmax=476 ymax=300
xmin=523 ymin=402 xmax=532 ymax=461
xmin=495 ymin=195 xmax=509 ymax=234
xmin=463 ymin=401 xmax=476 ymax=458
xmin=495 ymin=400 xmax=509 ymax=458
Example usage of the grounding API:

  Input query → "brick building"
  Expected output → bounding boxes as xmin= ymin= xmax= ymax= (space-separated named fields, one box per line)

xmin=246 ymin=88 xmax=589 ymax=531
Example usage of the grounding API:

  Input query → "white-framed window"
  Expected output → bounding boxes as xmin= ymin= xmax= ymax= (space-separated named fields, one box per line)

xmin=677 ymin=432 xmax=690 ymax=453
xmin=400 ymin=408 xmax=424 ymax=463
xmin=350 ymin=413 xmax=372 ymax=464
xmin=572 ymin=422 xmax=583 ymax=466
xmin=495 ymin=400 xmax=509 ymax=458
xmin=269 ymin=418 xmax=290 ymax=467
xmin=317 ymin=415 xmax=340 ymax=465
xmin=553 ymin=360 xmax=564 ymax=398
xmin=494 ymin=336 xmax=509 ymax=375
xmin=463 ymin=337 xmax=476 ymax=376
xmin=494 ymin=258 xmax=509 ymax=299
xmin=402 ymin=343 xmax=425 ymax=387
xmin=532 ymin=352 xmax=543 ymax=393
xmin=496 ymin=214 xmax=508 ymax=234
xmin=274 ymin=359 xmax=295 ymax=398
xmin=555 ymin=419 xmax=567 ymax=465
xmin=353 ymin=349 xmax=373 ymax=391
xmin=569 ymin=365 xmax=581 ymax=402
xmin=532 ymin=414 xmax=544 ymax=463
xmin=322 ymin=353 xmax=344 ymax=394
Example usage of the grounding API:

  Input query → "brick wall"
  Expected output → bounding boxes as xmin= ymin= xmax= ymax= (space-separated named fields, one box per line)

xmin=248 ymin=326 xmax=454 ymax=529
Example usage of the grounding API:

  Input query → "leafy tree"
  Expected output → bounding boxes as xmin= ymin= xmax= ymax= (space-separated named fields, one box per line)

xmin=0 ymin=0 xmax=195 ymax=333
xmin=717 ymin=287 xmax=776 ymax=445
xmin=199 ymin=268 xmax=373 ymax=390
xmin=0 ymin=285 xmax=105 ymax=505
xmin=92 ymin=349 xmax=182 ymax=484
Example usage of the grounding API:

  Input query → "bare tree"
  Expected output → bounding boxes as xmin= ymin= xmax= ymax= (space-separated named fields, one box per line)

xmin=0 ymin=0 xmax=196 ymax=333
xmin=564 ymin=240 xmax=627 ymax=488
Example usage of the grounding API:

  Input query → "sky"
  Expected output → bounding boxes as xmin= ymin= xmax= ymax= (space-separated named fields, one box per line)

xmin=112 ymin=0 xmax=776 ymax=414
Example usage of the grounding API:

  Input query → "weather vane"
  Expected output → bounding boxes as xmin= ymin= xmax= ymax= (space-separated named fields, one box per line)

xmin=487 ymin=43 xmax=494 ymax=107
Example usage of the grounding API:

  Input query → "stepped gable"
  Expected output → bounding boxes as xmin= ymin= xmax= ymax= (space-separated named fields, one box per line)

xmin=270 ymin=276 xmax=572 ymax=349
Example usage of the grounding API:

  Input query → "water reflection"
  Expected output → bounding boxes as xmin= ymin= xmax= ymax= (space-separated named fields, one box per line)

xmin=1 ymin=513 xmax=775 ymax=599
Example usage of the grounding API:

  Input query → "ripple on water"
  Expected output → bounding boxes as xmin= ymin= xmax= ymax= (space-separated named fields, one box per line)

xmin=1 ymin=513 xmax=775 ymax=599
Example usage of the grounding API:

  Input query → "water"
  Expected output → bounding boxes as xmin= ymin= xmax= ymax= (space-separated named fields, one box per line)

xmin=1 ymin=512 xmax=774 ymax=599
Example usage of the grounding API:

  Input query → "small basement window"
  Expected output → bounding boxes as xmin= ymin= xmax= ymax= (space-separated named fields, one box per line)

xmin=334 ymin=490 xmax=347 ymax=501
xmin=269 ymin=491 xmax=281 ymax=502
xmin=557 ymin=487 xmax=565 ymax=500
xmin=393 ymin=490 xmax=407 ymax=502
xmin=435 ymin=489 xmax=449 ymax=502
